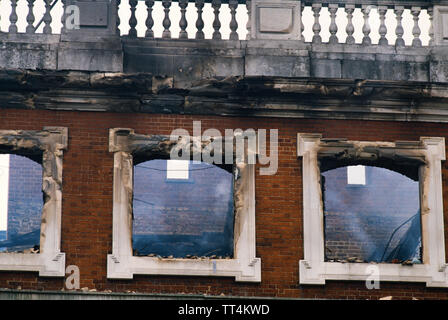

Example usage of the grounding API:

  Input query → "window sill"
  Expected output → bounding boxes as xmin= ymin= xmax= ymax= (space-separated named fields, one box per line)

xmin=300 ymin=260 xmax=448 ymax=287
xmin=0 ymin=252 xmax=65 ymax=276
xmin=108 ymin=255 xmax=261 ymax=282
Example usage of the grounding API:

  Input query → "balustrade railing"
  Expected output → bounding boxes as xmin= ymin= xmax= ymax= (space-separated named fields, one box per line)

xmin=0 ymin=0 xmax=443 ymax=47
xmin=301 ymin=1 xmax=432 ymax=46
xmin=0 ymin=0 xmax=63 ymax=34
xmin=117 ymin=0 xmax=248 ymax=39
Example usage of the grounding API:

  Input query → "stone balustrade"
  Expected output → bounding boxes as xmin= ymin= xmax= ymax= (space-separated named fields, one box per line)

xmin=0 ymin=0 xmax=447 ymax=46
xmin=0 ymin=0 xmax=446 ymax=81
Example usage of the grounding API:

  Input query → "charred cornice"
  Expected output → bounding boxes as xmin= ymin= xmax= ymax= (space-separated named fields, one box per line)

xmin=0 ymin=69 xmax=447 ymax=123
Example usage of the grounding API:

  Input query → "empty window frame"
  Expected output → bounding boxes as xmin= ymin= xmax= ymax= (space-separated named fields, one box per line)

xmin=0 ymin=127 xmax=68 ymax=276
xmin=297 ymin=134 xmax=448 ymax=287
xmin=322 ymin=166 xmax=421 ymax=264
xmin=108 ymin=128 xmax=260 ymax=282
xmin=0 ymin=154 xmax=43 ymax=253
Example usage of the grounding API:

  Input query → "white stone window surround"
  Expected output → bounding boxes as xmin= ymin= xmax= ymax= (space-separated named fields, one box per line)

xmin=107 ymin=128 xmax=261 ymax=282
xmin=0 ymin=127 xmax=68 ymax=277
xmin=297 ymin=133 xmax=448 ymax=287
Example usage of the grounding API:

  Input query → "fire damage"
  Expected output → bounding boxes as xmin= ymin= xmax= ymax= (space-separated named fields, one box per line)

xmin=0 ymin=128 xmax=67 ymax=257
xmin=318 ymin=139 xmax=426 ymax=265
xmin=109 ymin=129 xmax=251 ymax=261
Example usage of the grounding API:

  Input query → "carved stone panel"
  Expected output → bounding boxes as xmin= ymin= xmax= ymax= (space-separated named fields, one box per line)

xmin=251 ymin=0 xmax=301 ymax=40
xmin=434 ymin=5 xmax=448 ymax=45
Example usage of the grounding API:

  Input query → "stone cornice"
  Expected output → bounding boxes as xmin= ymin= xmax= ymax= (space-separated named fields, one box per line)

xmin=0 ymin=69 xmax=448 ymax=123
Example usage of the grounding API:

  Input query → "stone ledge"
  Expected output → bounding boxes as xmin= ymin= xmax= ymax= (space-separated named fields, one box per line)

xmin=0 ymin=70 xmax=448 ymax=123
xmin=0 ymin=288 xmax=310 ymax=300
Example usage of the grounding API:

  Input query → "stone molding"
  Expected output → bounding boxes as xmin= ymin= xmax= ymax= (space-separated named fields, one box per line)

xmin=251 ymin=0 xmax=301 ymax=40
xmin=107 ymin=128 xmax=260 ymax=282
xmin=1 ymin=70 xmax=448 ymax=123
xmin=297 ymin=133 xmax=448 ymax=287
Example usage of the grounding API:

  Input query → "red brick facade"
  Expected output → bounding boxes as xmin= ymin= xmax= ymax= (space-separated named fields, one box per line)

xmin=1 ymin=108 xmax=448 ymax=299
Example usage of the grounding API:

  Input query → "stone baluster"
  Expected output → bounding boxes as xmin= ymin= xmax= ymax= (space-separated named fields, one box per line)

xmin=246 ymin=0 xmax=251 ymax=40
xmin=129 ymin=0 xmax=138 ymax=37
xmin=378 ymin=6 xmax=388 ymax=45
xmin=116 ymin=0 xmax=121 ymax=35
xmin=145 ymin=0 xmax=155 ymax=38
xmin=9 ymin=0 xmax=18 ymax=34
xmin=43 ymin=0 xmax=53 ymax=34
xmin=345 ymin=4 xmax=355 ymax=44
xmin=162 ymin=0 xmax=172 ymax=39
xmin=428 ymin=7 xmax=434 ymax=46
xmin=212 ymin=0 xmax=221 ymax=40
xmin=394 ymin=6 xmax=405 ymax=46
xmin=300 ymin=2 xmax=305 ymax=41
xmin=361 ymin=5 xmax=371 ymax=45
xmin=61 ymin=0 xmax=66 ymax=34
xmin=312 ymin=3 xmax=322 ymax=44
xmin=26 ymin=0 xmax=35 ymax=34
xmin=195 ymin=0 xmax=205 ymax=40
xmin=328 ymin=4 xmax=338 ymax=44
xmin=179 ymin=0 xmax=188 ymax=39
xmin=229 ymin=0 xmax=238 ymax=40
xmin=411 ymin=7 xmax=422 ymax=47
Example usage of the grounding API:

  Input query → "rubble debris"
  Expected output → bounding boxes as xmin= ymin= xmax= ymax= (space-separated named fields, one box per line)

xmin=143 ymin=253 xmax=231 ymax=259
xmin=401 ymin=260 xmax=414 ymax=266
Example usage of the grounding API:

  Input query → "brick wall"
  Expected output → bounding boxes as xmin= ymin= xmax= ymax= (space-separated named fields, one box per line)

xmin=322 ymin=166 xmax=420 ymax=262
xmin=1 ymin=109 xmax=448 ymax=299
xmin=132 ymin=159 xmax=234 ymax=257
xmin=6 ymin=154 xmax=42 ymax=249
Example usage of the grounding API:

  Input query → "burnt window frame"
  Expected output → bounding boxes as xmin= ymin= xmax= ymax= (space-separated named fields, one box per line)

xmin=0 ymin=127 xmax=67 ymax=277
xmin=322 ymin=164 xmax=422 ymax=263
xmin=107 ymin=128 xmax=260 ymax=282
xmin=297 ymin=133 xmax=448 ymax=287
